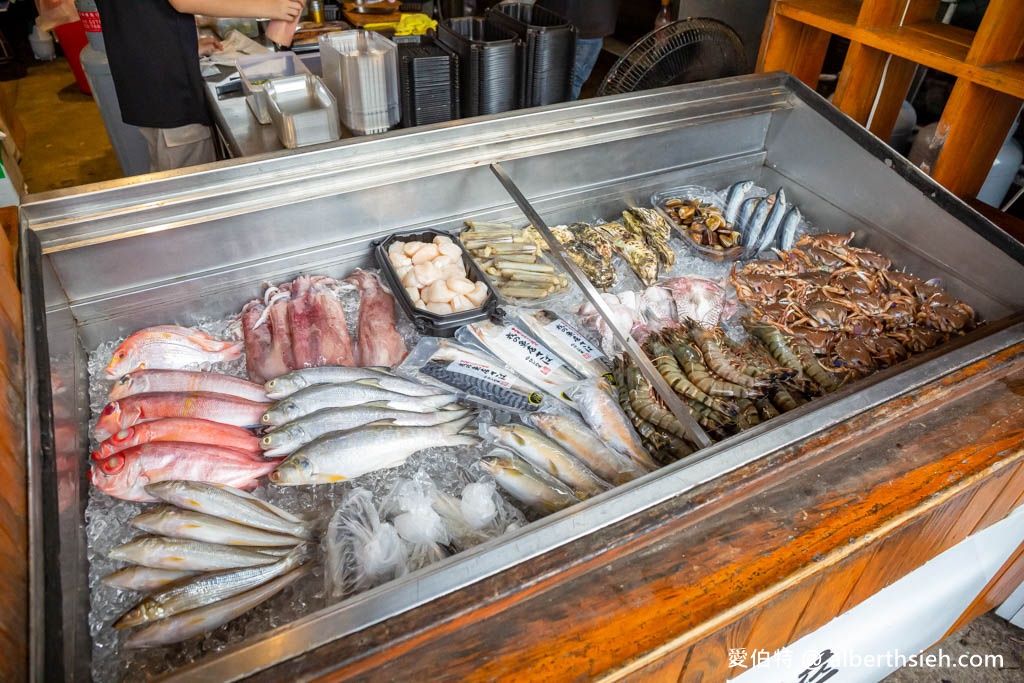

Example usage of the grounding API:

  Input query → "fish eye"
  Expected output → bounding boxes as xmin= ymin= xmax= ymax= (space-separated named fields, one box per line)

xmin=103 ymin=455 xmax=124 ymax=474
xmin=116 ymin=351 xmax=126 ymax=360
xmin=113 ymin=428 xmax=133 ymax=443
xmin=117 ymin=375 xmax=131 ymax=385
xmin=102 ymin=403 xmax=117 ymax=415
xmin=261 ymin=436 xmax=272 ymax=446
xmin=266 ymin=380 xmax=276 ymax=389
xmin=261 ymin=414 xmax=271 ymax=423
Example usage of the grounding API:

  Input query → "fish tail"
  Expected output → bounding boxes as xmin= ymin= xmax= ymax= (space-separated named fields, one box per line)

xmin=443 ymin=415 xmax=476 ymax=435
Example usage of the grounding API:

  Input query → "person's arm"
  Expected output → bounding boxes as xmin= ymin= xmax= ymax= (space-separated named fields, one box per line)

xmin=168 ymin=0 xmax=306 ymax=21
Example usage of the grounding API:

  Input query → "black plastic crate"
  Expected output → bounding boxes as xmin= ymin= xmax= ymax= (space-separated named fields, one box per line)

xmin=398 ymin=38 xmax=461 ymax=128
xmin=487 ymin=1 xmax=576 ymax=107
xmin=436 ymin=17 xmax=521 ymax=117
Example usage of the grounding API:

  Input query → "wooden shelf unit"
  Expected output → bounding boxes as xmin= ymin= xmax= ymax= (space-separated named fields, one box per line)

xmin=758 ymin=0 xmax=1024 ymax=198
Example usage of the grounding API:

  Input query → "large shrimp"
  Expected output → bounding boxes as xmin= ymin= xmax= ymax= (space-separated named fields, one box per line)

xmin=665 ymin=329 xmax=760 ymax=399
xmin=646 ymin=334 xmax=737 ymax=417
xmin=624 ymin=362 xmax=693 ymax=444
xmin=688 ymin=324 xmax=770 ymax=392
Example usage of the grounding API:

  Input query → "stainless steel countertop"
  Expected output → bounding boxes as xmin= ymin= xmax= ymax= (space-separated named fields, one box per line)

xmin=203 ymin=65 xmax=284 ymax=158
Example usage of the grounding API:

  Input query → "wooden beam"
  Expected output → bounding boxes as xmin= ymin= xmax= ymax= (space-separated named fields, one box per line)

xmin=757 ymin=12 xmax=831 ymax=89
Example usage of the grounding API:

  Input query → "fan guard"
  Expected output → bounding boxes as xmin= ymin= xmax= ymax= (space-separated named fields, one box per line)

xmin=598 ymin=18 xmax=749 ymax=97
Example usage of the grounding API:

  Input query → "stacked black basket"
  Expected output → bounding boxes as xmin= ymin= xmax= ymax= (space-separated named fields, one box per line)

xmin=436 ymin=17 xmax=521 ymax=117
xmin=397 ymin=38 xmax=461 ymax=128
xmin=487 ymin=2 xmax=576 ymax=107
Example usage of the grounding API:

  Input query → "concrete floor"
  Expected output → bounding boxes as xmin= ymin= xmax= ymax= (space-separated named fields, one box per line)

xmin=3 ymin=57 xmax=122 ymax=193
xmin=6 ymin=47 xmax=1024 ymax=683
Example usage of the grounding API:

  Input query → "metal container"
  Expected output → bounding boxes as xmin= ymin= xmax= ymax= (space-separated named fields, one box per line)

xmin=237 ymin=52 xmax=312 ymax=124
xmin=265 ymin=73 xmax=340 ymax=148
xmin=19 ymin=73 xmax=1024 ymax=681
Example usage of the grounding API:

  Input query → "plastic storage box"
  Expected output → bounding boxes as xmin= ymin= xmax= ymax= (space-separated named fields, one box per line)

xmin=236 ymin=52 xmax=312 ymax=125
xmin=265 ymin=74 xmax=341 ymax=148
xmin=436 ymin=17 xmax=521 ymax=117
xmin=487 ymin=2 xmax=576 ymax=107
xmin=319 ymin=30 xmax=401 ymax=136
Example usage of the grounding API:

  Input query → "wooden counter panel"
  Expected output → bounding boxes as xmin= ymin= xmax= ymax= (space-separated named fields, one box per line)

xmin=0 ymin=213 xmax=25 ymax=682
xmin=251 ymin=346 xmax=1024 ymax=683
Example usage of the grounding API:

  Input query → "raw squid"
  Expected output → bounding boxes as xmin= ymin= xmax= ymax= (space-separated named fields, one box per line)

xmin=105 ymin=325 xmax=243 ymax=378
xmin=90 ymin=442 xmax=281 ymax=501
xmin=242 ymin=296 xmax=293 ymax=385
xmin=287 ymin=275 xmax=356 ymax=369
xmin=346 ymin=269 xmax=408 ymax=367
xmin=93 ymin=417 xmax=260 ymax=460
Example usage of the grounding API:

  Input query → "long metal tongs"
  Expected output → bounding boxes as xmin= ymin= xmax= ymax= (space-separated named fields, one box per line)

xmin=489 ymin=162 xmax=712 ymax=449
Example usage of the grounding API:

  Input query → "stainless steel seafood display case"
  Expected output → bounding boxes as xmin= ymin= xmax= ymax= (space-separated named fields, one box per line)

xmin=20 ymin=73 xmax=1024 ymax=681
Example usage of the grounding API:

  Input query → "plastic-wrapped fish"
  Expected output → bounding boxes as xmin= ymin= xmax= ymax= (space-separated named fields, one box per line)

xmin=516 ymin=309 xmax=610 ymax=380
xmin=458 ymin=320 xmax=584 ymax=396
xmin=123 ymin=566 xmax=311 ymax=648
xmin=564 ymin=378 xmax=658 ymax=471
xmin=270 ymin=417 xmax=479 ymax=486
xmin=527 ymin=413 xmax=646 ymax=485
xmin=488 ymin=424 xmax=608 ymax=499
xmin=260 ymin=405 xmax=473 ymax=456
xmin=420 ymin=360 xmax=543 ymax=412
xmin=480 ymin=451 xmax=580 ymax=514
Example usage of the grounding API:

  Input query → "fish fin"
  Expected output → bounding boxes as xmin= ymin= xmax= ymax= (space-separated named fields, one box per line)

xmin=442 ymin=415 xmax=476 ymax=435
xmin=352 ymin=378 xmax=386 ymax=389
xmin=210 ymin=484 xmax=308 ymax=525
xmin=367 ymin=366 xmax=395 ymax=375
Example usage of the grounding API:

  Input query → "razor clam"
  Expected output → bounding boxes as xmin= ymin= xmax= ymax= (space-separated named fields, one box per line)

xmin=101 ymin=566 xmax=199 ymax=593
xmin=131 ymin=506 xmax=304 ymax=546
xmin=724 ymin=180 xmax=755 ymax=224
xmin=527 ymin=412 xmax=646 ymax=485
xmin=270 ymin=417 xmax=480 ymax=486
xmin=564 ymin=378 xmax=659 ymax=471
xmin=115 ymin=546 xmax=308 ymax=629
xmin=261 ymin=382 xmax=460 ymax=427
xmin=145 ymin=480 xmax=315 ymax=539
xmin=261 ymin=404 xmax=473 ymax=456
xmin=264 ymin=366 xmax=393 ymax=399
xmin=124 ymin=565 xmax=311 ymax=648
xmin=108 ymin=536 xmax=281 ymax=571
xmin=489 ymin=424 xmax=608 ymax=499
xmin=480 ymin=452 xmax=580 ymax=514
xmin=756 ymin=188 xmax=788 ymax=253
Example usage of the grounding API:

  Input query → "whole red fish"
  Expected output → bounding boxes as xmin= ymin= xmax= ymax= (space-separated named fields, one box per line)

xmin=90 ymin=442 xmax=281 ymax=501
xmin=94 ymin=392 xmax=267 ymax=441
xmin=93 ymin=418 xmax=261 ymax=460
xmin=106 ymin=325 xmax=243 ymax=378
xmin=346 ymin=269 xmax=408 ymax=368
xmin=109 ymin=369 xmax=269 ymax=403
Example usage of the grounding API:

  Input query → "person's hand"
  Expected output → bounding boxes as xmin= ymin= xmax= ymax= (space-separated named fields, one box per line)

xmin=261 ymin=0 xmax=306 ymax=21
xmin=198 ymin=36 xmax=223 ymax=57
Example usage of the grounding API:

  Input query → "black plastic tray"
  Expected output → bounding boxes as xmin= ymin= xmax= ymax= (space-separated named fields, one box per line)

xmin=374 ymin=228 xmax=500 ymax=337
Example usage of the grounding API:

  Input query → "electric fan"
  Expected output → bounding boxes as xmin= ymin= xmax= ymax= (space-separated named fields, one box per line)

xmin=598 ymin=18 xmax=749 ymax=96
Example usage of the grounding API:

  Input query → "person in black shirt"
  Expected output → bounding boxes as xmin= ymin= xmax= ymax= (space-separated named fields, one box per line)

xmin=96 ymin=0 xmax=305 ymax=172
xmin=539 ymin=0 xmax=619 ymax=99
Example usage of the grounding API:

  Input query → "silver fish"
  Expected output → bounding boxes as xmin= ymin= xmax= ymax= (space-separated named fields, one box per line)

xmin=131 ymin=506 xmax=303 ymax=547
xmin=108 ymin=536 xmax=280 ymax=571
xmin=270 ymin=417 xmax=480 ymax=486
xmin=261 ymin=404 xmax=474 ymax=456
xmin=264 ymin=366 xmax=392 ymax=399
xmin=355 ymin=375 xmax=450 ymax=398
xmin=480 ymin=452 xmax=580 ymax=514
xmin=517 ymin=310 xmax=610 ymax=380
xmin=743 ymin=197 xmax=770 ymax=252
xmin=101 ymin=566 xmax=199 ymax=593
xmin=145 ymin=480 xmax=314 ymax=540
xmin=262 ymin=382 xmax=460 ymax=427
xmin=564 ymin=378 xmax=658 ymax=471
xmin=756 ymin=188 xmax=788 ymax=253
xmin=779 ymin=206 xmax=802 ymax=251
xmin=124 ymin=565 xmax=311 ymax=648
xmin=489 ymin=424 xmax=608 ymax=499
xmin=115 ymin=546 xmax=308 ymax=629
xmin=527 ymin=413 xmax=647 ymax=486
xmin=724 ymin=180 xmax=755 ymax=224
